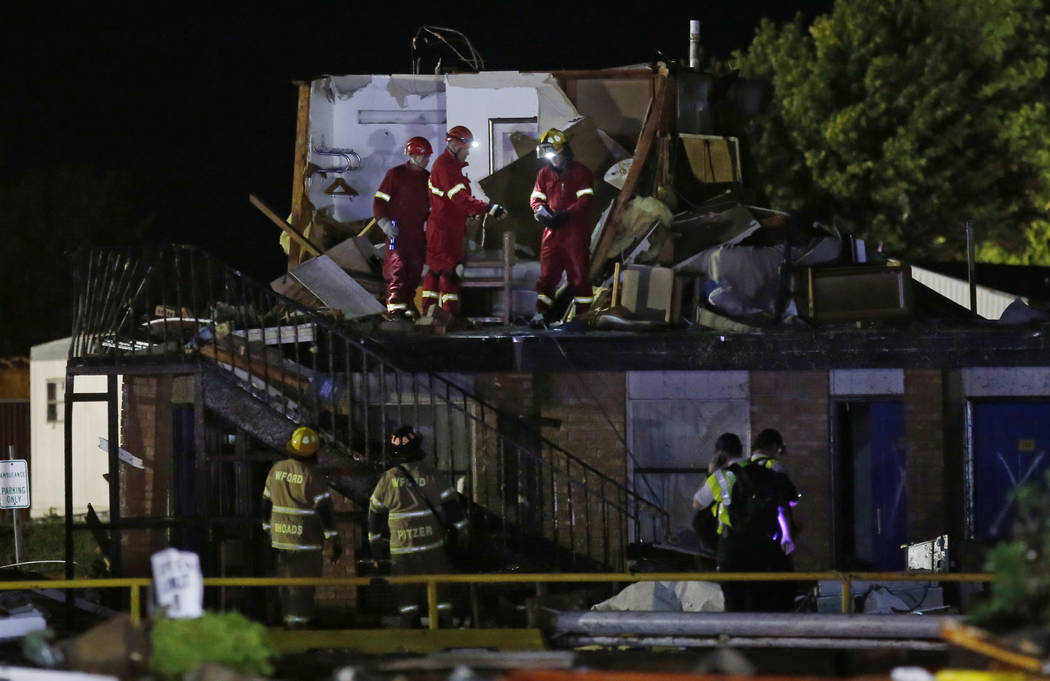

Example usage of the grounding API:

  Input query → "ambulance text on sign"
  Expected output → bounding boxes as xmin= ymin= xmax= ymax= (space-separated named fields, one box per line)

xmin=0 ymin=459 xmax=30 ymax=509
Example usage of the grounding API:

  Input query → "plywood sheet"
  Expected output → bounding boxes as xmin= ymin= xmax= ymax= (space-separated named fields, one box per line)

xmin=680 ymin=134 xmax=742 ymax=184
xmin=289 ymin=254 xmax=385 ymax=319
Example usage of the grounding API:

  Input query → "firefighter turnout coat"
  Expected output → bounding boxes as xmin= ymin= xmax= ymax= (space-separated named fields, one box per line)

xmin=367 ymin=460 xmax=467 ymax=559
xmin=373 ymin=162 xmax=431 ymax=314
xmin=263 ymin=457 xmax=336 ymax=551
xmin=529 ymin=161 xmax=595 ymax=312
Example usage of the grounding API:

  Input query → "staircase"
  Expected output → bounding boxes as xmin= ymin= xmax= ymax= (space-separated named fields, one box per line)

xmin=69 ymin=245 xmax=670 ymax=571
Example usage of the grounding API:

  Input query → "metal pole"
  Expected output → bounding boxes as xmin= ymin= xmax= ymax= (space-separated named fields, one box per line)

xmin=688 ymin=20 xmax=702 ymax=70
xmin=64 ymin=374 xmax=75 ymax=582
xmin=966 ymin=221 xmax=977 ymax=315
xmin=8 ymin=446 xmax=21 ymax=565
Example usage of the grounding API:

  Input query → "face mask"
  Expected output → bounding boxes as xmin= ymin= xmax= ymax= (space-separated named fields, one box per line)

xmin=392 ymin=436 xmax=421 ymax=460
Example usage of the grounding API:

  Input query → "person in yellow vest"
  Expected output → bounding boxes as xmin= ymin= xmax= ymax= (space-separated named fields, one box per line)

xmin=692 ymin=430 xmax=797 ymax=611
xmin=368 ymin=425 xmax=468 ymax=628
xmin=262 ymin=426 xmax=341 ymax=628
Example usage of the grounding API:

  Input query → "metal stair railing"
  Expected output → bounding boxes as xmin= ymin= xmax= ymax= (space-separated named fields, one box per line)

xmin=70 ymin=244 xmax=670 ymax=569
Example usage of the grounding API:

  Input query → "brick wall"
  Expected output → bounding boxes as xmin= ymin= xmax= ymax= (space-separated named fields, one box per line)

xmin=903 ymin=369 xmax=947 ymax=542
xmin=750 ymin=371 xmax=830 ymax=570
xmin=536 ymin=372 xmax=626 ymax=485
xmin=472 ymin=372 xmax=630 ymax=568
xmin=120 ymin=375 xmax=174 ymax=576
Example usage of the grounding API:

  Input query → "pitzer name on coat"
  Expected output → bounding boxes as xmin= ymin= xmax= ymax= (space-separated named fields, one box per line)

xmin=274 ymin=471 xmax=305 ymax=484
xmin=396 ymin=525 xmax=435 ymax=541
xmin=392 ymin=476 xmax=427 ymax=488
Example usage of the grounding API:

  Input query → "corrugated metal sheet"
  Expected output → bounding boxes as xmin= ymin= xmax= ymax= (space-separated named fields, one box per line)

xmin=0 ymin=400 xmax=30 ymax=461
xmin=911 ymin=265 xmax=1017 ymax=320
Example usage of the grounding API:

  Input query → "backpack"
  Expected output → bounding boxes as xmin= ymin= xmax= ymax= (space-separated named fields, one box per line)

xmin=725 ymin=461 xmax=790 ymax=538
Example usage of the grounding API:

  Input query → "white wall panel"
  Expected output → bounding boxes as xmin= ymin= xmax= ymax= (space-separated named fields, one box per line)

xmin=830 ymin=369 xmax=904 ymax=396
xmin=963 ymin=367 xmax=1050 ymax=396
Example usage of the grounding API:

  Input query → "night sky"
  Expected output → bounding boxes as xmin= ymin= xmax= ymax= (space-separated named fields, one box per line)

xmin=2 ymin=2 xmax=833 ymax=282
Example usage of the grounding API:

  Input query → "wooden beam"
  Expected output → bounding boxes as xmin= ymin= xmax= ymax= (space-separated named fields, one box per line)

xmin=198 ymin=343 xmax=310 ymax=394
xmin=289 ymin=81 xmax=312 ymax=268
xmin=589 ymin=75 xmax=672 ymax=280
xmin=250 ymin=193 xmax=322 ymax=257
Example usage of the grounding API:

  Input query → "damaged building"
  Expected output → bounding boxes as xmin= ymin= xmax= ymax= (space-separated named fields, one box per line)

xmin=57 ymin=50 xmax=1050 ymax=628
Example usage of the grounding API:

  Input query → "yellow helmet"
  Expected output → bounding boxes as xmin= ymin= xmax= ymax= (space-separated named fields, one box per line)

xmin=536 ymin=128 xmax=568 ymax=159
xmin=286 ymin=426 xmax=320 ymax=457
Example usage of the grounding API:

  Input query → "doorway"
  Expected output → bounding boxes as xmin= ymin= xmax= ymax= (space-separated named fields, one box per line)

xmin=834 ymin=400 xmax=907 ymax=570
xmin=970 ymin=400 xmax=1050 ymax=541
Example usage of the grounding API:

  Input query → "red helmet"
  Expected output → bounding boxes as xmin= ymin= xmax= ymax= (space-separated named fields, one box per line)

xmin=446 ymin=125 xmax=474 ymax=145
xmin=405 ymin=136 xmax=432 ymax=156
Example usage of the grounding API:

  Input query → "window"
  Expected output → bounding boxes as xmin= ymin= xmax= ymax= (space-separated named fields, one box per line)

xmin=46 ymin=379 xmax=64 ymax=423
xmin=488 ymin=117 xmax=538 ymax=175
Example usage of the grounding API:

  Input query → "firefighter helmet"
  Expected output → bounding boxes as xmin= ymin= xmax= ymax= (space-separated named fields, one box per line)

xmin=390 ymin=424 xmax=424 ymax=461
xmin=536 ymin=128 xmax=568 ymax=159
xmin=286 ymin=426 xmax=320 ymax=457
xmin=446 ymin=125 xmax=476 ymax=147
xmin=405 ymin=136 xmax=433 ymax=157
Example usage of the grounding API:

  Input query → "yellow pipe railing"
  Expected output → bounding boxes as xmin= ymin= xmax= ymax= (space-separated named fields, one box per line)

xmin=0 ymin=571 xmax=994 ymax=629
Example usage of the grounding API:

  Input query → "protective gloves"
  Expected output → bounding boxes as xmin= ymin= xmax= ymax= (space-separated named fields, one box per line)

xmin=534 ymin=205 xmax=555 ymax=227
xmin=534 ymin=207 xmax=569 ymax=229
xmin=486 ymin=202 xmax=507 ymax=219
xmin=378 ymin=217 xmax=398 ymax=238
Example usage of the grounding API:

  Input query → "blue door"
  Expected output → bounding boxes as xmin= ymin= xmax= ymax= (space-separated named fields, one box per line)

xmin=869 ymin=402 xmax=907 ymax=570
xmin=972 ymin=402 xmax=1050 ymax=541
xmin=838 ymin=400 xmax=907 ymax=570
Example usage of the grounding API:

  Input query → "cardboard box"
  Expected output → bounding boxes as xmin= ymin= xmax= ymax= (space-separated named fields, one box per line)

xmin=620 ymin=265 xmax=683 ymax=322
xmin=795 ymin=265 xmax=913 ymax=323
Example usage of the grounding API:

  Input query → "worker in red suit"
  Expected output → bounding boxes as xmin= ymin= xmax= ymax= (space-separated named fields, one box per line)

xmin=528 ymin=128 xmax=595 ymax=327
xmin=374 ymin=136 xmax=433 ymax=319
xmin=423 ymin=125 xmax=506 ymax=320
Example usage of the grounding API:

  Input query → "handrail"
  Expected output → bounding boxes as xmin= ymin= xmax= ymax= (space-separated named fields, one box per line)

xmin=0 ymin=571 xmax=993 ymax=628
xmin=68 ymin=244 xmax=671 ymax=569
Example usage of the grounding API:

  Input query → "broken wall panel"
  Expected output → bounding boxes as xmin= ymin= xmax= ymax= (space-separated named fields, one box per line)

xmin=309 ymin=75 xmax=447 ymax=225
xmin=554 ymin=71 xmax=657 ymax=150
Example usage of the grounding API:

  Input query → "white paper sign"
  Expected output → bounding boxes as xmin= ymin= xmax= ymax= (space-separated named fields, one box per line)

xmin=150 ymin=548 xmax=204 ymax=619
xmin=0 ymin=460 xmax=30 ymax=509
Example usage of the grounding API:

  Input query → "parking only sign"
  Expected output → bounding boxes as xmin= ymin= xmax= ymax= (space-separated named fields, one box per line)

xmin=0 ymin=459 xmax=30 ymax=509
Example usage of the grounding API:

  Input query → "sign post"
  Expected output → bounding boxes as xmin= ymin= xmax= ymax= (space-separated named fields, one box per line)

xmin=3 ymin=446 xmax=30 ymax=564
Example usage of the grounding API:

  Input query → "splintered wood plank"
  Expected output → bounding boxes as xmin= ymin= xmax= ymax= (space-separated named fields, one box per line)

xmin=589 ymin=75 xmax=672 ymax=280
xmin=250 ymin=193 xmax=322 ymax=257
xmin=289 ymin=81 xmax=312 ymax=266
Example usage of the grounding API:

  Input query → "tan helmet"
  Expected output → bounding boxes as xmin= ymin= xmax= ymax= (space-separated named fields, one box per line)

xmin=286 ymin=426 xmax=320 ymax=457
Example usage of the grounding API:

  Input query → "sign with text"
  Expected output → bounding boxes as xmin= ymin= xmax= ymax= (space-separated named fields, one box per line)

xmin=150 ymin=548 xmax=204 ymax=619
xmin=0 ymin=459 xmax=30 ymax=509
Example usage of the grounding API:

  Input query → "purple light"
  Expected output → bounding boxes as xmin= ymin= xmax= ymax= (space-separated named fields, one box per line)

xmin=777 ymin=506 xmax=795 ymax=555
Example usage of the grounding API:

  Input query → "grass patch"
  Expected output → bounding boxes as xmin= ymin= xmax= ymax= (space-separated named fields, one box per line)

xmin=0 ymin=512 xmax=103 ymax=577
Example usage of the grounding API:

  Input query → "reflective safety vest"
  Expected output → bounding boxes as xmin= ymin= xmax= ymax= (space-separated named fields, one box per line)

xmin=263 ymin=458 xmax=331 ymax=551
xmin=369 ymin=461 xmax=458 ymax=556
xmin=706 ymin=467 xmax=739 ymax=536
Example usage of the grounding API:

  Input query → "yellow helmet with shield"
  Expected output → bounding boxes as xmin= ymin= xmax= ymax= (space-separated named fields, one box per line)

xmin=536 ymin=128 xmax=568 ymax=159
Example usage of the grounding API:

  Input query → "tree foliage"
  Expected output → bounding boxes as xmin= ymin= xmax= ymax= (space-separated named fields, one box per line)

xmin=969 ymin=470 xmax=1050 ymax=632
xmin=0 ymin=165 xmax=154 ymax=355
xmin=734 ymin=0 xmax=1050 ymax=262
